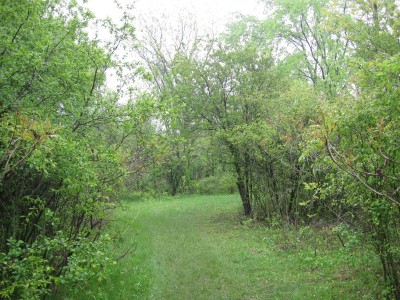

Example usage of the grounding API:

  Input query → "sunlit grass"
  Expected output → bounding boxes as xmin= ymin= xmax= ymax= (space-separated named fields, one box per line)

xmin=68 ymin=195 xmax=382 ymax=299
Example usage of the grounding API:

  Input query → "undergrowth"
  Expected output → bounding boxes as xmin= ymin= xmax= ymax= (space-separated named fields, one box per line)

xmin=63 ymin=195 xmax=384 ymax=299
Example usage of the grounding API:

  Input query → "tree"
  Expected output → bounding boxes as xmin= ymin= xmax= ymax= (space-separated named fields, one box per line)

xmin=265 ymin=0 xmax=350 ymax=99
xmin=157 ymin=17 xmax=317 ymax=219
xmin=303 ymin=1 xmax=400 ymax=296
xmin=0 ymin=0 xmax=147 ymax=298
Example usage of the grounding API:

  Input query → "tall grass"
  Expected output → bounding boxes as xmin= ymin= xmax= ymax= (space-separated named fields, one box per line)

xmin=65 ymin=195 xmax=382 ymax=299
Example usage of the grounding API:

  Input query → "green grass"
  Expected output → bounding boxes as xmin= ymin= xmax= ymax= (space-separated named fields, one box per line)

xmin=67 ymin=195 xmax=382 ymax=299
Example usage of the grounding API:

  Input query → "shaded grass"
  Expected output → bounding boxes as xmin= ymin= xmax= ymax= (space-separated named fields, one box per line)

xmin=69 ymin=195 xmax=382 ymax=299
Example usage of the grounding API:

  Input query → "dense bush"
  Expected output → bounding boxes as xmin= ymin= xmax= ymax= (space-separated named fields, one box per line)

xmin=0 ymin=0 xmax=143 ymax=297
xmin=196 ymin=173 xmax=237 ymax=195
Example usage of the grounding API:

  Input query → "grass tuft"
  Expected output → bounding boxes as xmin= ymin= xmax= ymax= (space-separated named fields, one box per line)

xmin=69 ymin=195 xmax=383 ymax=299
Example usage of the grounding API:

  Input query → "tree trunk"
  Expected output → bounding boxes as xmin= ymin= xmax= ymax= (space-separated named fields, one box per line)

xmin=227 ymin=142 xmax=252 ymax=217
xmin=237 ymin=174 xmax=252 ymax=217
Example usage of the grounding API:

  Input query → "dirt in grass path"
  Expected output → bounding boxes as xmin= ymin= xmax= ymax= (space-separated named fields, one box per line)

xmin=93 ymin=195 xmax=369 ymax=299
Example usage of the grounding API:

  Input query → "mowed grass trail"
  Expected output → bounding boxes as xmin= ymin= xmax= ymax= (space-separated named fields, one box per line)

xmin=78 ymin=195 xmax=378 ymax=299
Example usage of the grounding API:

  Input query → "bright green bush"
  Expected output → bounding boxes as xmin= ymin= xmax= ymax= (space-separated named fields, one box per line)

xmin=196 ymin=173 xmax=236 ymax=195
xmin=0 ymin=0 xmax=141 ymax=298
xmin=0 ymin=239 xmax=54 ymax=299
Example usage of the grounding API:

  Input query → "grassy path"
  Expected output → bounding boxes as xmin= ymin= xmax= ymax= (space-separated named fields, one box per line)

xmin=79 ymin=195 xmax=378 ymax=299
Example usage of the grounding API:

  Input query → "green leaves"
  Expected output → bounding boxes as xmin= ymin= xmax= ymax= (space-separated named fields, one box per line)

xmin=0 ymin=238 xmax=54 ymax=299
xmin=0 ymin=1 xmax=145 ymax=298
xmin=269 ymin=0 xmax=350 ymax=99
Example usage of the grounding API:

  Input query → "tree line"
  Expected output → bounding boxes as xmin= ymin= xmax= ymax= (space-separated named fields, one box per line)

xmin=0 ymin=0 xmax=153 ymax=297
xmin=133 ymin=0 xmax=399 ymax=297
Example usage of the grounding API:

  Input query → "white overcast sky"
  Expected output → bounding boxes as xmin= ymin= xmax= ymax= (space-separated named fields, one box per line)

xmin=84 ymin=0 xmax=266 ymax=96
xmin=86 ymin=0 xmax=266 ymax=33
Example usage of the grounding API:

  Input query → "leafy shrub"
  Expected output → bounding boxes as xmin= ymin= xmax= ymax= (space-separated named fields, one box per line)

xmin=196 ymin=173 xmax=236 ymax=195
xmin=0 ymin=239 xmax=54 ymax=299
xmin=0 ymin=234 xmax=117 ymax=299
xmin=58 ymin=235 xmax=117 ymax=297
xmin=0 ymin=0 xmax=140 ymax=298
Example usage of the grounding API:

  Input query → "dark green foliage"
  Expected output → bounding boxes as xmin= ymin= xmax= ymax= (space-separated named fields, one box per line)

xmin=0 ymin=0 xmax=145 ymax=298
xmin=196 ymin=173 xmax=237 ymax=195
